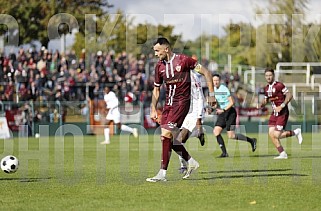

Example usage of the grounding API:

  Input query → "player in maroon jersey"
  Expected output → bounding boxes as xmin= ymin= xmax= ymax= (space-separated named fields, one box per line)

xmin=146 ymin=37 xmax=216 ymax=182
xmin=260 ymin=68 xmax=303 ymax=159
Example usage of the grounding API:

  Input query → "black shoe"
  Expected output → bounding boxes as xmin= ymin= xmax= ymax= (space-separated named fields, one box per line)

xmin=198 ymin=133 xmax=205 ymax=146
xmin=251 ymin=138 xmax=257 ymax=152
xmin=217 ymin=153 xmax=229 ymax=158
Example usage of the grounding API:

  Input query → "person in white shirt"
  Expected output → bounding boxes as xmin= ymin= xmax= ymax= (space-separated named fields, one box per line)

xmin=101 ymin=86 xmax=138 ymax=144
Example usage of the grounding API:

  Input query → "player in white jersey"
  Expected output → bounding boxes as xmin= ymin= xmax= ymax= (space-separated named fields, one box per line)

xmin=100 ymin=86 xmax=138 ymax=144
xmin=177 ymin=70 xmax=206 ymax=173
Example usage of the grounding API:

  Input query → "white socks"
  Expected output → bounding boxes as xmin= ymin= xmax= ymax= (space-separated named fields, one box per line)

xmin=104 ymin=128 xmax=110 ymax=143
xmin=121 ymin=125 xmax=134 ymax=133
xmin=159 ymin=169 xmax=167 ymax=177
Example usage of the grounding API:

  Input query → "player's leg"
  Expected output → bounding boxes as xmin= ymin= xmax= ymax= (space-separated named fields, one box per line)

xmin=275 ymin=112 xmax=302 ymax=143
xmin=146 ymin=128 xmax=172 ymax=182
xmin=269 ymin=127 xmax=288 ymax=159
xmin=176 ymin=128 xmax=191 ymax=174
xmin=114 ymin=109 xmax=138 ymax=138
xmin=213 ymin=113 xmax=228 ymax=157
xmin=171 ymin=128 xmax=199 ymax=179
xmin=101 ymin=120 xmax=112 ymax=144
xmin=177 ymin=110 xmax=196 ymax=173
xmin=120 ymin=124 xmax=138 ymax=137
xmin=213 ymin=126 xmax=228 ymax=157
xmin=169 ymin=104 xmax=199 ymax=179
xmin=195 ymin=118 xmax=206 ymax=146
xmin=279 ymin=129 xmax=303 ymax=144
xmin=226 ymin=108 xmax=257 ymax=152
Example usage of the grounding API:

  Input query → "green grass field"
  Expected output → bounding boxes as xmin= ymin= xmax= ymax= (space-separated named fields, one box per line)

xmin=1 ymin=132 xmax=321 ymax=210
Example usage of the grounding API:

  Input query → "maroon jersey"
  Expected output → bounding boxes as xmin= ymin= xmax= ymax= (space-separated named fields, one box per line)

xmin=154 ymin=54 xmax=198 ymax=106
xmin=264 ymin=81 xmax=289 ymax=116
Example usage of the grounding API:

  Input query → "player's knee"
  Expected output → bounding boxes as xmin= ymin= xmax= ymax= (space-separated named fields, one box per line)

xmin=213 ymin=131 xmax=221 ymax=137
xmin=273 ymin=131 xmax=281 ymax=139
xmin=161 ymin=129 xmax=172 ymax=139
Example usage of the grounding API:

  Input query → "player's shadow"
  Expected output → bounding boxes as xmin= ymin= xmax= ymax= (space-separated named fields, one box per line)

xmin=197 ymin=173 xmax=308 ymax=181
xmin=191 ymin=168 xmax=308 ymax=181
xmin=0 ymin=177 xmax=52 ymax=182
xmin=298 ymin=155 xmax=321 ymax=159
xmin=199 ymin=168 xmax=292 ymax=174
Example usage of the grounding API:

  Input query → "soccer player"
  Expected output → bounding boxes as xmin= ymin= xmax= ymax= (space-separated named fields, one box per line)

xmin=100 ymin=86 xmax=138 ymax=144
xmin=211 ymin=74 xmax=257 ymax=158
xmin=177 ymin=70 xmax=206 ymax=173
xmin=260 ymin=68 xmax=303 ymax=159
xmin=146 ymin=37 xmax=215 ymax=182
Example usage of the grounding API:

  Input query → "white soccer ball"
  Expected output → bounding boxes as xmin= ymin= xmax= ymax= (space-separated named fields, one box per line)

xmin=1 ymin=155 xmax=19 ymax=174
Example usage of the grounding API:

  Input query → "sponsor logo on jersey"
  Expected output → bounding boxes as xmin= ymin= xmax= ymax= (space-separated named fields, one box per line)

xmin=167 ymin=122 xmax=177 ymax=129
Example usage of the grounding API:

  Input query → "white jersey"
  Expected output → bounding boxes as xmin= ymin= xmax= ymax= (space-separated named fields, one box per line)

xmin=104 ymin=91 xmax=121 ymax=123
xmin=182 ymin=70 xmax=205 ymax=132
xmin=104 ymin=91 xmax=119 ymax=109
xmin=190 ymin=70 xmax=205 ymax=118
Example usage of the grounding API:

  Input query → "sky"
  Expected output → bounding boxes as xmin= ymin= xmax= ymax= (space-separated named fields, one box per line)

xmin=107 ymin=0 xmax=321 ymax=41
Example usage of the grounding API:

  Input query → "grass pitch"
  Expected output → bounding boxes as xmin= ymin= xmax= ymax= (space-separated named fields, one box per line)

xmin=0 ymin=132 xmax=321 ymax=210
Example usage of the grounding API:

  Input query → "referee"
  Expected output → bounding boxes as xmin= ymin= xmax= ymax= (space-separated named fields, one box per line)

xmin=212 ymin=74 xmax=257 ymax=157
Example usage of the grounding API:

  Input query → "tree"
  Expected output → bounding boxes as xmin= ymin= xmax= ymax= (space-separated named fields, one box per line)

xmin=0 ymin=0 xmax=108 ymax=47
xmin=220 ymin=22 xmax=256 ymax=68
xmin=255 ymin=0 xmax=309 ymax=67
xmin=73 ymin=10 xmax=185 ymax=57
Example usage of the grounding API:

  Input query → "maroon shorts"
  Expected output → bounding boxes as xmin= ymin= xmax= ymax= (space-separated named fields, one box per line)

xmin=161 ymin=101 xmax=190 ymax=131
xmin=268 ymin=113 xmax=289 ymax=131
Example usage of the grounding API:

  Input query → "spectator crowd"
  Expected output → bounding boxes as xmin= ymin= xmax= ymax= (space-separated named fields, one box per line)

xmin=0 ymin=46 xmax=243 ymax=111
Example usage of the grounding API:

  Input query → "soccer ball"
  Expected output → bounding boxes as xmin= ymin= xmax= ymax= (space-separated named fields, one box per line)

xmin=1 ymin=155 xmax=19 ymax=174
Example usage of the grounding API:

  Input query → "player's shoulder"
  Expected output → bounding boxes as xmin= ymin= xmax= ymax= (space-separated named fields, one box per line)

xmin=176 ymin=53 xmax=191 ymax=60
xmin=275 ymin=81 xmax=285 ymax=87
xmin=156 ymin=61 xmax=163 ymax=67
xmin=219 ymin=84 xmax=229 ymax=90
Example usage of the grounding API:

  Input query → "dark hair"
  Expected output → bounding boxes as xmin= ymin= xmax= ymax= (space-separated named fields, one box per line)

xmin=265 ymin=68 xmax=274 ymax=75
xmin=212 ymin=73 xmax=221 ymax=79
xmin=153 ymin=37 xmax=170 ymax=46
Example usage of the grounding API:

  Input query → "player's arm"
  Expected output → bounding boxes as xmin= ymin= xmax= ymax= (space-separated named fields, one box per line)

xmin=275 ymin=92 xmax=293 ymax=112
xmin=216 ymin=96 xmax=234 ymax=114
xmin=282 ymin=91 xmax=293 ymax=106
xmin=258 ymin=97 xmax=268 ymax=108
xmin=150 ymin=86 xmax=160 ymax=121
xmin=194 ymin=64 xmax=216 ymax=106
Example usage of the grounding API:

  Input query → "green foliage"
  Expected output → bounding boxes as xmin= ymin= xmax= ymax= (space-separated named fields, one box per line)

xmin=3 ymin=0 xmax=321 ymax=69
xmin=74 ymin=10 xmax=185 ymax=57
xmin=255 ymin=0 xmax=309 ymax=67
xmin=1 ymin=0 xmax=107 ymax=47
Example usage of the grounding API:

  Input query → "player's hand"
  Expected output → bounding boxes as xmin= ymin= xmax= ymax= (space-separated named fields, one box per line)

xmin=275 ymin=106 xmax=282 ymax=113
xmin=206 ymin=105 xmax=216 ymax=114
xmin=150 ymin=109 xmax=161 ymax=124
xmin=216 ymin=108 xmax=224 ymax=114
xmin=207 ymin=96 xmax=216 ymax=107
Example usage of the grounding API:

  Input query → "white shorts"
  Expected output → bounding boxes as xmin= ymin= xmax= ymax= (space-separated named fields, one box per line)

xmin=106 ymin=108 xmax=121 ymax=124
xmin=181 ymin=111 xmax=204 ymax=132
xmin=181 ymin=112 xmax=198 ymax=132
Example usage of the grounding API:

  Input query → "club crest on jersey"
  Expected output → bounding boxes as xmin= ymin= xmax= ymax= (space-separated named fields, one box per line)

xmin=176 ymin=66 xmax=181 ymax=72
